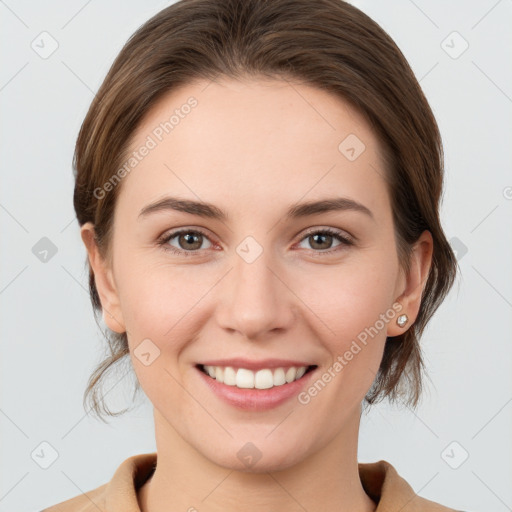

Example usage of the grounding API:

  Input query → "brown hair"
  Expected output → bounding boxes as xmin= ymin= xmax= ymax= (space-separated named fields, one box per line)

xmin=73 ymin=0 xmax=457 ymax=421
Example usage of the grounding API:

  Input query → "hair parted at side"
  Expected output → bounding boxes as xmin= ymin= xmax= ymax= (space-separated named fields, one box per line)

xmin=73 ymin=0 xmax=457 ymax=422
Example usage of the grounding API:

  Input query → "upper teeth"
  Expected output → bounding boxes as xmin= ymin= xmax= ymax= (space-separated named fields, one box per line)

xmin=203 ymin=365 xmax=308 ymax=389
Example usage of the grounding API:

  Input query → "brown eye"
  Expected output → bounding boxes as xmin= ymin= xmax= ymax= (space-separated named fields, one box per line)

xmin=177 ymin=232 xmax=203 ymax=250
xmin=308 ymin=232 xmax=335 ymax=250
xmin=158 ymin=229 xmax=213 ymax=255
xmin=297 ymin=228 xmax=353 ymax=253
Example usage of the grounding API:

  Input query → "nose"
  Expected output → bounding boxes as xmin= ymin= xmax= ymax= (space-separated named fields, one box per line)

xmin=215 ymin=242 xmax=296 ymax=341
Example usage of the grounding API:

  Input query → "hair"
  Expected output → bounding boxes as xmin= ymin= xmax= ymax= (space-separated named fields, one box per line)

xmin=73 ymin=0 xmax=457 ymax=422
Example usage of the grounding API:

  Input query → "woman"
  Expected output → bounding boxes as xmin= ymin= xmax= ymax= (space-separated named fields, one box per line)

xmin=42 ymin=0 xmax=462 ymax=510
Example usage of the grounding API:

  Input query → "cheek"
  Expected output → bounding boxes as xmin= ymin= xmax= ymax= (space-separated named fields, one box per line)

xmin=114 ymin=259 xmax=220 ymax=396
xmin=299 ymin=263 xmax=396 ymax=411
xmin=115 ymin=253 xmax=202 ymax=335
xmin=117 ymin=262 xmax=202 ymax=407
xmin=300 ymin=254 xmax=399 ymax=342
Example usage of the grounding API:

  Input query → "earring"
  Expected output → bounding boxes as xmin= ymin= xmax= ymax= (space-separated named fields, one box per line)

xmin=396 ymin=314 xmax=408 ymax=328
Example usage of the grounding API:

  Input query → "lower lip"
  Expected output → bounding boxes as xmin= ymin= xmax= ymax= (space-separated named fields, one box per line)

xmin=196 ymin=366 xmax=317 ymax=411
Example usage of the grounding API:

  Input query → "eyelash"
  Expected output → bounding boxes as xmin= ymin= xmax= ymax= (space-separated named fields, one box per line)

xmin=156 ymin=227 xmax=354 ymax=257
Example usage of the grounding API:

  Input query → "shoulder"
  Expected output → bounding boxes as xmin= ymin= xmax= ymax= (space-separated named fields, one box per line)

xmin=40 ymin=483 xmax=108 ymax=512
xmin=39 ymin=452 xmax=157 ymax=512
xmin=359 ymin=459 xmax=464 ymax=511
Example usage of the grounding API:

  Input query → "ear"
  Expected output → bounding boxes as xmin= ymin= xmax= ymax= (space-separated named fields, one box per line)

xmin=80 ymin=222 xmax=126 ymax=334
xmin=387 ymin=230 xmax=433 ymax=337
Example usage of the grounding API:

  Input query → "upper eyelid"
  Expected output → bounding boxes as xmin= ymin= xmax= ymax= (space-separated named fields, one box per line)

xmin=300 ymin=226 xmax=353 ymax=239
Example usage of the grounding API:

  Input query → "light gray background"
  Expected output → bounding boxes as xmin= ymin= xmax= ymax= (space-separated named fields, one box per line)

xmin=1 ymin=1 xmax=511 ymax=511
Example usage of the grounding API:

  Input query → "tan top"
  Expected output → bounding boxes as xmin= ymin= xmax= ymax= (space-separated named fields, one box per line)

xmin=40 ymin=452 xmax=462 ymax=511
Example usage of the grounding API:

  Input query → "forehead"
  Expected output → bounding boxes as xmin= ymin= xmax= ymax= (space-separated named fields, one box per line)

xmin=116 ymin=77 xmax=389 ymax=219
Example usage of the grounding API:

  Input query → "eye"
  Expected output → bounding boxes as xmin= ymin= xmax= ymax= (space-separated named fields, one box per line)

xmin=157 ymin=229 xmax=213 ymax=256
xmin=157 ymin=226 xmax=354 ymax=257
xmin=296 ymin=227 xmax=354 ymax=254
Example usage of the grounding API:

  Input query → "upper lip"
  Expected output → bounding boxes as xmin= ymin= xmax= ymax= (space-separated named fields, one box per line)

xmin=197 ymin=358 xmax=316 ymax=371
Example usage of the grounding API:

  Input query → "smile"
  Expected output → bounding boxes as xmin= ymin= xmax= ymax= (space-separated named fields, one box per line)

xmin=198 ymin=364 xmax=317 ymax=390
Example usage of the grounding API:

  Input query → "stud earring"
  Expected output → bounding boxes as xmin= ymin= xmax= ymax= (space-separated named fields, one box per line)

xmin=396 ymin=314 xmax=408 ymax=328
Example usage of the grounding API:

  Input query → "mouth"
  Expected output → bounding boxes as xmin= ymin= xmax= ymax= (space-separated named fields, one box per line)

xmin=196 ymin=363 xmax=318 ymax=390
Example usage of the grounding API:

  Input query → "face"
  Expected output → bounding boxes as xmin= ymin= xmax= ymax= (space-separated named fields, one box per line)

xmin=83 ymin=77 xmax=431 ymax=472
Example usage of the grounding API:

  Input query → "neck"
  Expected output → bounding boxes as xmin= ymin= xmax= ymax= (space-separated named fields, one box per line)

xmin=138 ymin=407 xmax=376 ymax=512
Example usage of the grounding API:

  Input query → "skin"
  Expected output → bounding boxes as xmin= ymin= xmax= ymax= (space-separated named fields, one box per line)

xmin=81 ymin=77 xmax=433 ymax=512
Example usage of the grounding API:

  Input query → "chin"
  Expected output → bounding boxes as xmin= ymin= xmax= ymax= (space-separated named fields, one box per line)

xmin=199 ymin=436 xmax=307 ymax=473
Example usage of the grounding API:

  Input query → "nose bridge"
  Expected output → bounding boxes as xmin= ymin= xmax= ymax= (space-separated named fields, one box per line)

xmin=217 ymin=235 xmax=294 ymax=339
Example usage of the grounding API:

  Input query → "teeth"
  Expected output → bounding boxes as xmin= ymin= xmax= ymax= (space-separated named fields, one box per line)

xmin=296 ymin=366 xmax=306 ymax=379
xmin=223 ymin=366 xmax=237 ymax=386
xmin=285 ymin=367 xmax=297 ymax=383
xmin=273 ymin=367 xmax=286 ymax=386
xmin=236 ymin=368 xmax=254 ymax=388
xmin=202 ymin=365 xmax=310 ymax=389
xmin=254 ymin=369 xmax=273 ymax=389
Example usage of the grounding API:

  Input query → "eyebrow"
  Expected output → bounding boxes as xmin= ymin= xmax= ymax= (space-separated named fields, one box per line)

xmin=138 ymin=196 xmax=374 ymax=222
